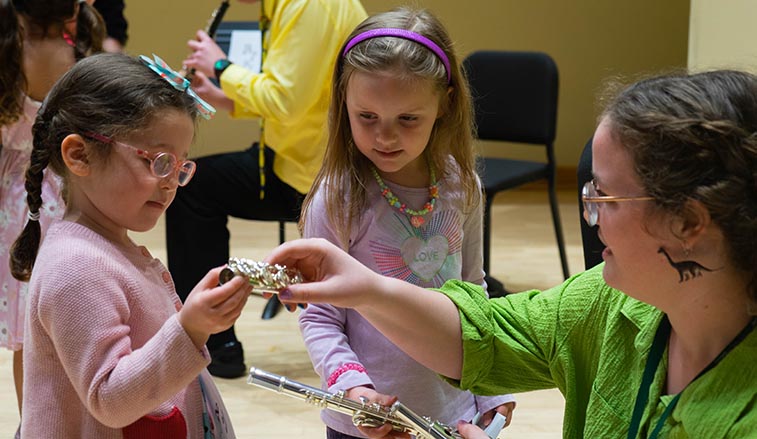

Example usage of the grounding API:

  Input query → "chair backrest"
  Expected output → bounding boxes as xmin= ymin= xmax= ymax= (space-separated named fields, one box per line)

xmin=462 ymin=50 xmax=559 ymax=145
xmin=577 ymin=136 xmax=605 ymax=269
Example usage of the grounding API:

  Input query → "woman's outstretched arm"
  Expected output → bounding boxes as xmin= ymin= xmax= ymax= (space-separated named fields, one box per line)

xmin=268 ymin=238 xmax=464 ymax=379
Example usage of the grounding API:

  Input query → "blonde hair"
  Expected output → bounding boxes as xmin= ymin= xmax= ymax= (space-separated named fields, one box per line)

xmin=299 ymin=7 xmax=479 ymax=248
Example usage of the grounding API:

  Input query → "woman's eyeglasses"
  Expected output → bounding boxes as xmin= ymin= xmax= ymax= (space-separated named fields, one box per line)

xmin=84 ymin=132 xmax=196 ymax=186
xmin=581 ymin=180 xmax=653 ymax=227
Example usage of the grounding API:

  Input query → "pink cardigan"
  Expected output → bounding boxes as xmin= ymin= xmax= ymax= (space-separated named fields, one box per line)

xmin=22 ymin=221 xmax=234 ymax=438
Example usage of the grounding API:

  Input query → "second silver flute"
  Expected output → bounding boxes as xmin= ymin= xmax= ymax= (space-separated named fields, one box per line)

xmin=248 ymin=367 xmax=463 ymax=439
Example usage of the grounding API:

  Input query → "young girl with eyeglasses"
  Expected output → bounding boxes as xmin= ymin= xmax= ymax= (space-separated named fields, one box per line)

xmin=10 ymin=53 xmax=251 ymax=438
xmin=295 ymin=8 xmax=515 ymax=439
xmin=0 ymin=0 xmax=104 ymax=425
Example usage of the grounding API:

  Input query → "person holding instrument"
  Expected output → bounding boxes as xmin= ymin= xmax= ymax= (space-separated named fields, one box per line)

xmin=266 ymin=69 xmax=757 ymax=438
xmin=12 ymin=53 xmax=250 ymax=438
xmin=183 ymin=0 xmax=229 ymax=83
xmin=171 ymin=0 xmax=367 ymax=379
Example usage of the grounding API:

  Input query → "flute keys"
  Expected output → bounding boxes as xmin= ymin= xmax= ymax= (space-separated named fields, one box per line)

xmin=353 ymin=412 xmax=385 ymax=429
xmin=219 ymin=257 xmax=303 ymax=293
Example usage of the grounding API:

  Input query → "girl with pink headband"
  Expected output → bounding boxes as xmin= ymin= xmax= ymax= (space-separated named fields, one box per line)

xmin=296 ymin=7 xmax=515 ymax=439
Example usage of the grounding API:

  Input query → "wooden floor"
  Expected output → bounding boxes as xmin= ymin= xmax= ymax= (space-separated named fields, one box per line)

xmin=0 ymin=188 xmax=586 ymax=438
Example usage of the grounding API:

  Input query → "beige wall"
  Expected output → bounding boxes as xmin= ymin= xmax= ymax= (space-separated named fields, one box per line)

xmin=122 ymin=1 xmax=689 ymax=183
xmin=688 ymin=0 xmax=757 ymax=72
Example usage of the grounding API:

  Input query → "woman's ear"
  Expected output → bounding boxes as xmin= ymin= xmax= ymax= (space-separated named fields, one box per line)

xmin=674 ymin=199 xmax=712 ymax=244
xmin=61 ymin=134 xmax=91 ymax=177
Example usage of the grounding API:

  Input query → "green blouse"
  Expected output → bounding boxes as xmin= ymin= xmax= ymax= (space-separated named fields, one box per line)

xmin=438 ymin=264 xmax=756 ymax=438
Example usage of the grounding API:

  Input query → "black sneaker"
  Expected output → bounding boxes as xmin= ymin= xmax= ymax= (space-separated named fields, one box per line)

xmin=485 ymin=274 xmax=510 ymax=298
xmin=207 ymin=341 xmax=246 ymax=379
xmin=261 ymin=295 xmax=283 ymax=320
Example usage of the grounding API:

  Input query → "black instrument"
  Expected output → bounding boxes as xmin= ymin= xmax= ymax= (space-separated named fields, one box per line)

xmin=185 ymin=0 xmax=231 ymax=82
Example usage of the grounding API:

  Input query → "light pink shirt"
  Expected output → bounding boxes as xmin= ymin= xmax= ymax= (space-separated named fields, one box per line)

xmin=22 ymin=221 xmax=234 ymax=438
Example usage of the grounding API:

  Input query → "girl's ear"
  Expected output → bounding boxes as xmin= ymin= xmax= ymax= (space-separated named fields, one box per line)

xmin=61 ymin=134 xmax=91 ymax=177
xmin=437 ymin=86 xmax=454 ymax=118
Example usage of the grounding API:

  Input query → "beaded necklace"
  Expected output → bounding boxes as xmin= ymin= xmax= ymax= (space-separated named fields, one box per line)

xmin=371 ymin=165 xmax=438 ymax=228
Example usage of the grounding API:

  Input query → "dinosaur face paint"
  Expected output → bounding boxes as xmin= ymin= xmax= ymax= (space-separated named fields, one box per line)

xmin=658 ymin=247 xmax=716 ymax=282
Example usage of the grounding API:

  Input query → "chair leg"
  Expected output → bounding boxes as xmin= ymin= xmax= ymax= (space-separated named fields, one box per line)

xmin=482 ymin=194 xmax=508 ymax=298
xmin=262 ymin=220 xmax=288 ymax=320
xmin=547 ymin=182 xmax=570 ymax=280
xmin=482 ymin=195 xmax=493 ymax=274
xmin=279 ymin=220 xmax=286 ymax=246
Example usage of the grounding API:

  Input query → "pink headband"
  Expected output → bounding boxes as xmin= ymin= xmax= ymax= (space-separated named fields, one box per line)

xmin=342 ymin=28 xmax=451 ymax=84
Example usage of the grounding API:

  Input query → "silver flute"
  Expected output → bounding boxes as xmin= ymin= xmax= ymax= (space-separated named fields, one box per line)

xmin=218 ymin=258 xmax=303 ymax=295
xmin=248 ymin=367 xmax=464 ymax=439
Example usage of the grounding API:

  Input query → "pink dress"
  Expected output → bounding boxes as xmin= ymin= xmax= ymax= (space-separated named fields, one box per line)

xmin=0 ymin=96 xmax=64 ymax=350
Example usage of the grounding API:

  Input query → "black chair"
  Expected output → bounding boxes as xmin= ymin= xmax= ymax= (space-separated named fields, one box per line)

xmin=462 ymin=50 xmax=569 ymax=297
xmin=577 ymin=136 xmax=605 ymax=269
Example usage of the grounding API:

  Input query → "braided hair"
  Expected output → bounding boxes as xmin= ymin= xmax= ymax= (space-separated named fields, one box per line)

xmin=10 ymin=53 xmax=200 ymax=281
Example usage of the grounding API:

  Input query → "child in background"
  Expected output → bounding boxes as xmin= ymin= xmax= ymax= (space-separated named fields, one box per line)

xmin=297 ymin=8 xmax=515 ymax=439
xmin=0 ymin=0 xmax=103 ymax=419
xmin=10 ymin=53 xmax=251 ymax=438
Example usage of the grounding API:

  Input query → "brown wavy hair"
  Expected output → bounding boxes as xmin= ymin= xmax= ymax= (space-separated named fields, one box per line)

xmin=601 ymin=70 xmax=757 ymax=308
xmin=0 ymin=0 xmax=104 ymax=126
xmin=10 ymin=53 xmax=201 ymax=281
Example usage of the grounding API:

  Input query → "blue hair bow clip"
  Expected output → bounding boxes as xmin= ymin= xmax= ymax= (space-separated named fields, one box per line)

xmin=139 ymin=54 xmax=216 ymax=120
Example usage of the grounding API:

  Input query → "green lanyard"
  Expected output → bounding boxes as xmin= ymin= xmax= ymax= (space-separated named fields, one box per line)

xmin=627 ymin=315 xmax=756 ymax=439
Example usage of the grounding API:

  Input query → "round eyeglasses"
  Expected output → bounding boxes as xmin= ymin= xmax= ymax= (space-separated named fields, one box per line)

xmin=581 ymin=180 xmax=654 ymax=227
xmin=84 ymin=132 xmax=196 ymax=186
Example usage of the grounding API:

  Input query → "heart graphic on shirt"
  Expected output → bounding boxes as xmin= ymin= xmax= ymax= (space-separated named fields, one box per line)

xmin=401 ymin=235 xmax=449 ymax=282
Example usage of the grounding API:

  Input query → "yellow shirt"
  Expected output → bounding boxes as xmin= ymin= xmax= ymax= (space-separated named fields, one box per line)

xmin=220 ymin=0 xmax=367 ymax=194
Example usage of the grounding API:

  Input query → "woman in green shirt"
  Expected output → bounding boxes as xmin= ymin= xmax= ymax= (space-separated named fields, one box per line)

xmin=267 ymin=69 xmax=757 ymax=438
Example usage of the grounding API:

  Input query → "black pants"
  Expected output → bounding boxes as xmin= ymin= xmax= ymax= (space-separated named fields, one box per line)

xmin=326 ymin=427 xmax=362 ymax=439
xmin=166 ymin=143 xmax=304 ymax=349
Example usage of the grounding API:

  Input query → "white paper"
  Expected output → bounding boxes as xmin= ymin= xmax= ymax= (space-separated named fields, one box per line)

xmin=228 ymin=30 xmax=262 ymax=74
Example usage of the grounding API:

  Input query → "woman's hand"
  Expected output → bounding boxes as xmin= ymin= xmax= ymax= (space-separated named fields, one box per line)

xmin=178 ymin=266 xmax=252 ymax=348
xmin=184 ymin=30 xmax=227 ymax=78
xmin=267 ymin=238 xmax=387 ymax=309
xmin=346 ymin=386 xmax=410 ymax=439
